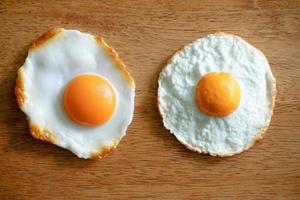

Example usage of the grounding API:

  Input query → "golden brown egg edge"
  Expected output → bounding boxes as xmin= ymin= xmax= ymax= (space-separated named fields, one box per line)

xmin=94 ymin=36 xmax=135 ymax=88
xmin=29 ymin=28 xmax=64 ymax=50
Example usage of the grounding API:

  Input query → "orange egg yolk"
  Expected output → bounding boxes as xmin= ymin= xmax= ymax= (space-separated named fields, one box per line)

xmin=195 ymin=72 xmax=241 ymax=117
xmin=63 ymin=74 xmax=116 ymax=127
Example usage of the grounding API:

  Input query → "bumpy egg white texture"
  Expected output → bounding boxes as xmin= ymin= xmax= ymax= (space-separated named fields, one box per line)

xmin=158 ymin=33 xmax=276 ymax=156
xmin=16 ymin=28 xmax=135 ymax=159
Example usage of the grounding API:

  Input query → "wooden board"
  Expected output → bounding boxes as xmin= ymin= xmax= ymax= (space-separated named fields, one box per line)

xmin=1 ymin=0 xmax=299 ymax=199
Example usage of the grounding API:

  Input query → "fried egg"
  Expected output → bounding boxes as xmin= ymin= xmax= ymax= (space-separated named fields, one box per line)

xmin=15 ymin=28 xmax=135 ymax=159
xmin=158 ymin=33 xmax=276 ymax=156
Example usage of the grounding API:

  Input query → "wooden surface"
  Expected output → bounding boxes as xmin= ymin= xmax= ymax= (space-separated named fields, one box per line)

xmin=0 ymin=0 xmax=300 ymax=199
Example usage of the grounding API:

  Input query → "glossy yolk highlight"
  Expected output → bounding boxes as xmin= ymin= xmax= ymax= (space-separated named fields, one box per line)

xmin=63 ymin=74 xmax=116 ymax=127
xmin=195 ymin=72 xmax=241 ymax=117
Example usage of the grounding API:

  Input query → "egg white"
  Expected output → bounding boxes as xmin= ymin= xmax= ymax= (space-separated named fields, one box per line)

xmin=18 ymin=28 xmax=135 ymax=159
xmin=158 ymin=33 xmax=276 ymax=156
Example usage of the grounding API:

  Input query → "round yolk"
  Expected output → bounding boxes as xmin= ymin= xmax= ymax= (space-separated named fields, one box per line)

xmin=195 ymin=72 xmax=241 ymax=117
xmin=63 ymin=74 xmax=116 ymax=127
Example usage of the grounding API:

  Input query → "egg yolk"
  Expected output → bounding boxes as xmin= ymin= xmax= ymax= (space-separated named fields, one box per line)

xmin=63 ymin=74 xmax=116 ymax=127
xmin=195 ymin=72 xmax=241 ymax=117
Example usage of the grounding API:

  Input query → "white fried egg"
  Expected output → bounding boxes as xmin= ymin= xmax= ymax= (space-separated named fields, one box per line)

xmin=15 ymin=28 xmax=135 ymax=159
xmin=158 ymin=33 xmax=276 ymax=156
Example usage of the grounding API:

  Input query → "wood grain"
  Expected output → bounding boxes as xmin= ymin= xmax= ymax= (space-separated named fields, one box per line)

xmin=0 ymin=0 xmax=299 ymax=199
